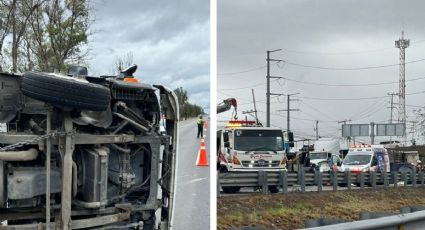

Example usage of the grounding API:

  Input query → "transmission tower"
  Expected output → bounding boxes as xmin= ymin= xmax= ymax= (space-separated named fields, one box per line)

xmin=395 ymin=31 xmax=409 ymax=134
xmin=387 ymin=93 xmax=398 ymax=124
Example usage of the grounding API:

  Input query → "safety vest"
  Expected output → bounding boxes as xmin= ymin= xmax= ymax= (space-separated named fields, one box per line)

xmin=197 ymin=118 xmax=204 ymax=125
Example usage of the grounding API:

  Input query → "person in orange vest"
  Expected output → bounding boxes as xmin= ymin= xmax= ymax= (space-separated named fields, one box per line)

xmin=197 ymin=115 xmax=205 ymax=138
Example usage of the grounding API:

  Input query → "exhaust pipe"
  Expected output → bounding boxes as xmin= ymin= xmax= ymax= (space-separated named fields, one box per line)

xmin=0 ymin=148 xmax=38 ymax=161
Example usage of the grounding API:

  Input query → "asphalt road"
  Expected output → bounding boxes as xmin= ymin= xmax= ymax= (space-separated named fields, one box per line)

xmin=173 ymin=118 xmax=210 ymax=230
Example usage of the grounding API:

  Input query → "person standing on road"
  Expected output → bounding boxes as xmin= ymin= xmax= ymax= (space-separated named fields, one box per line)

xmin=197 ymin=115 xmax=205 ymax=138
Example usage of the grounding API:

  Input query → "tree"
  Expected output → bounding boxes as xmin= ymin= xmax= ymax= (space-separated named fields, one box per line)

xmin=33 ymin=0 xmax=91 ymax=72
xmin=173 ymin=87 xmax=204 ymax=120
xmin=109 ymin=52 xmax=134 ymax=74
xmin=9 ymin=0 xmax=45 ymax=72
xmin=0 ymin=0 xmax=92 ymax=73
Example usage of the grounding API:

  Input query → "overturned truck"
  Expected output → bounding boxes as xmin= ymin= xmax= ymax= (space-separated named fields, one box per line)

xmin=0 ymin=65 xmax=179 ymax=229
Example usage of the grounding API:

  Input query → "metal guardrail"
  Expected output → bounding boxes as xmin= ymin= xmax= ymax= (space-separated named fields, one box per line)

xmin=305 ymin=209 xmax=425 ymax=230
xmin=305 ymin=206 xmax=425 ymax=228
xmin=217 ymin=170 xmax=425 ymax=196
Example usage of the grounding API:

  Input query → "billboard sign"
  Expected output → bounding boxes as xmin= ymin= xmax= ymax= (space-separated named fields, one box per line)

xmin=376 ymin=123 xmax=405 ymax=136
xmin=342 ymin=124 xmax=369 ymax=137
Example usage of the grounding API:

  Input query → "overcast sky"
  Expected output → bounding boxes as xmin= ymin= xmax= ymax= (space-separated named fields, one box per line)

xmin=218 ymin=0 xmax=425 ymax=144
xmin=88 ymin=0 xmax=210 ymax=112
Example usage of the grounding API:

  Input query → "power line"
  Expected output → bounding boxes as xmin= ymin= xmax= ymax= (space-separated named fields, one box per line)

xmin=218 ymin=78 xmax=279 ymax=91
xmin=218 ymin=91 xmax=282 ymax=105
xmin=300 ymin=101 xmax=339 ymax=121
xmin=221 ymin=87 xmax=391 ymax=102
xmin=278 ymin=75 xmax=425 ymax=87
xmin=217 ymin=65 xmax=267 ymax=75
xmin=218 ymin=82 xmax=266 ymax=91
xmin=279 ymin=39 xmax=425 ymax=56
xmin=294 ymin=95 xmax=388 ymax=101
xmin=294 ymin=90 xmax=425 ymax=101
xmin=347 ymin=98 xmax=388 ymax=120
xmin=283 ymin=57 xmax=425 ymax=71
xmin=218 ymin=39 xmax=425 ymax=59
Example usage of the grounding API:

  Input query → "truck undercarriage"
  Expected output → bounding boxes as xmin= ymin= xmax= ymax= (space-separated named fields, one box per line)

xmin=0 ymin=67 xmax=178 ymax=229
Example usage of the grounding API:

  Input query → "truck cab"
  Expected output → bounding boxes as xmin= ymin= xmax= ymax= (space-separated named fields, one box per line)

xmin=309 ymin=138 xmax=342 ymax=172
xmin=217 ymin=120 xmax=287 ymax=172
xmin=309 ymin=152 xmax=342 ymax=172
xmin=341 ymin=145 xmax=390 ymax=174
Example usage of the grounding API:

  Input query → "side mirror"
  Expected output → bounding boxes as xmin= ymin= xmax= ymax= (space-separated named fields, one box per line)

xmin=371 ymin=157 xmax=378 ymax=166
xmin=287 ymin=131 xmax=294 ymax=147
xmin=223 ymin=132 xmax=229 ymax=142
xmin=288 ymin=132 xmax=294 ymax=142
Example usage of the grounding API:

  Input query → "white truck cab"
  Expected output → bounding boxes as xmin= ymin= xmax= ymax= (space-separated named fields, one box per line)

xmin=341 ymin=144 xmax=390 ymax=174
xmin=309 ymin=138 xmax=342 ymax=172
xmin=217 ymin=120 xmax=287 ymax=172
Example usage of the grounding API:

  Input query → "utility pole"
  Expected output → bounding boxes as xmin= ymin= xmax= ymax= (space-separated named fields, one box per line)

xmin=314 ymin=120 xmax=319 ymax=140
xmin=278 ymin=93 xmax=300 ymax=132
xmin=252 ymin=88 xmax=259 ymax=124
xmin=387 ymin=93 xmax=398 ymax=124
xmin=370 ymin=122 xmax=375 ymax=145
xmin=242 ymin=88 xmax=261 ymax=125
xmin=395 ymin=31 xmax=409 ymax=135
xmin=266 ymin=49 xmax=283 ymax=127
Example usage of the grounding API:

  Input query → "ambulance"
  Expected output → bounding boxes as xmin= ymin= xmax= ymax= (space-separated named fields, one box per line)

xmin=340 ymin=144 xmax=390 ymax=174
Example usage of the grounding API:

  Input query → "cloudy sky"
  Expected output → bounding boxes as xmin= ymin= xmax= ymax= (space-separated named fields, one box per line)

xmin=88 ymin=0 xmax=210 ymax=112
xmin=218 ymin=0 xmax=425 ymax=144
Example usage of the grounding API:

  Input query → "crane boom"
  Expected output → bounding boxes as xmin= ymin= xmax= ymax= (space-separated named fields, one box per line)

xmin=217 ymin=98 xmax=237 ymax=118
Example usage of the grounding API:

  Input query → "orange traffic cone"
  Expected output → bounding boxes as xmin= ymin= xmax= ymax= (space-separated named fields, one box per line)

xmin=200 ymin=137 xmax=206 ymax=147
xmin=196 ymin=137 xmax=208 ymax=166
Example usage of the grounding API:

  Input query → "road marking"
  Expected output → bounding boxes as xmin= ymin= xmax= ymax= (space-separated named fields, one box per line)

xmin=189 ymin=177 xmax=208 ymax=184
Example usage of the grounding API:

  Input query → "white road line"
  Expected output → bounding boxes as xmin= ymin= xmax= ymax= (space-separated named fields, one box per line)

xmin=188 ymin=177 xmax=208 ymax=184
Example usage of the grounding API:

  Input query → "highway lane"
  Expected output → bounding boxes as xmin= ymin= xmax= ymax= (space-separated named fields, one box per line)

xmin=173 ymin=118 xmax=210 ymax=230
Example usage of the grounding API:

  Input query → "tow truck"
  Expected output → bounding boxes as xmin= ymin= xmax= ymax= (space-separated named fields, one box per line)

xmin=216 ymin=98 xmax=292 ymax=193
xmin=217 ymin=120 xmax=289 ymax=193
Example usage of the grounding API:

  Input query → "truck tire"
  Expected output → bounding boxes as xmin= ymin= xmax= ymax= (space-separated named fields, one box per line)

xmin=222 ymin=186 xmax=240 ymax=193
xmin=268 ymin=185 xmax=279 ymax=193
xmin=21 ymin=71 xmax=110 ymax=111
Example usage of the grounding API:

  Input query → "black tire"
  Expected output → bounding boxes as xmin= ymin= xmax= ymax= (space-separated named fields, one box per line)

xmin=268 ymin=185 xmax=280 ymax=193
xmin=222 ymin=186 xmax=240 ymax=193
xmin=21 ymin=71 xmax=110 ymax=111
